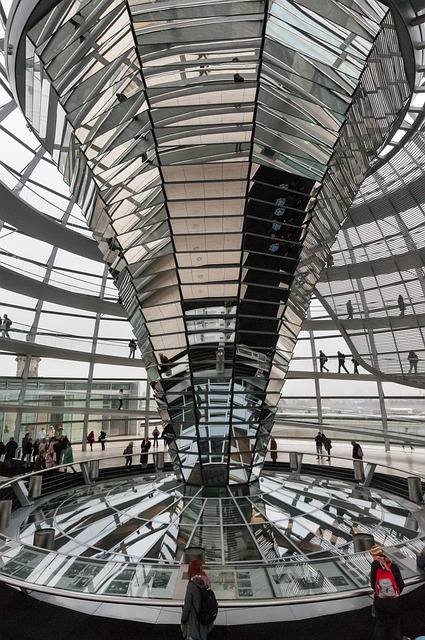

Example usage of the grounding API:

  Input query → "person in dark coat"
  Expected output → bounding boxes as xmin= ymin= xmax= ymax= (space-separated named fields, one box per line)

xmin=128 ymin=339 xmax=137 ymax=358
xmin=270 ymin=437 xmax=278 ymax=463
xmin=99 ymin=430 xmax=107 ymax=451
xmin=123 ymin=442 xmax=133 ymax=468
xmin=140 ymin=437 xmax=151 ymax=469
xmin=319 ymin=350 xmax=329 ymax=373
xmin=321 ymin=433 xmax=332 ymax=461
xmin=4 ymin=437 xmax=17 ymax=469
xmin=351 ymin=440 xmax=363 ymax=460
xmin=23 ymin=438 xmax=33 ymax=469
xmin=337 ymin=351 xmax=349 ymax=373
xmin=315 ymin=431 xmax=323 ymax=458
xmin=181 ymin=560 xmax=213 ymax=640
xmin=370 ymin=545 xmax=404 ymax=640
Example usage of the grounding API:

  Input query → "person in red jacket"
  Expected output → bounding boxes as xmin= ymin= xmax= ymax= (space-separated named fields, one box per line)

xmin=87 ymin=430 xmax=95 ymax=452
xmin=370 ymin=545 xmax=405 ymax=640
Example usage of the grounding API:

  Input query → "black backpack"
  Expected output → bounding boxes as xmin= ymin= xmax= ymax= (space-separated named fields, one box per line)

xmin=195 ymin=583 xmax=218 ymax=626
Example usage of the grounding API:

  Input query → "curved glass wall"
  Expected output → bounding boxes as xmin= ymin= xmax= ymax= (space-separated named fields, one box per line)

xmin=0 ymin=0 xmax=422 ymax=467
xmin=7 ymin=0 xmax=411 ymax=486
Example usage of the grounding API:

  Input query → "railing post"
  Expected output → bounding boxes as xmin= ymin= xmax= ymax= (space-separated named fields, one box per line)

xmin=408 ymin=476 xmax=423 ymax=504
xmin=12 ymin=479 xmax=32 ymax=506
xmin=363 ymin=463 xmax=376 ymax=487
xmin=0 ymin=500 xmax=12 ymax=530
xmin=29 ymin=475 xmax=43 ymax=499
xmin=80 ymin=461 xmax=92 ymax=485
xmin=289 ymin=452 xmax=303 ymax=474
xmin=353 ymin=533 xmax=374 ymax=552
xmin=353 ymin=460 xmax=364 ymax=483
xmin=155 ymin=451 xmax=164 ymax=472
xmin=33 ymin=528 xmax=55 ymax=550
xmin=89 ymin=459 xmax=99 ymax=481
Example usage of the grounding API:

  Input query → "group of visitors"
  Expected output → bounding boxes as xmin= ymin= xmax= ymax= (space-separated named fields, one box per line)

xmin=314 ymin=431 xmax=333 ymax=461
xmin=123 ymin=437 xmax=151 ymax=469
xmin=319 ymin=350 xmax=359 ymax=374
xmin=122 ymin=427 xmax=162 ymax=469
xmin=0 ymin=430 xmax=75 ymax=474
xmin=343 ymin=294 xmax=410 ymax=319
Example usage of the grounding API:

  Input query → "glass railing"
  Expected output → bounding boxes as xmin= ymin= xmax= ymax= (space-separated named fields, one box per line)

xmin=0 ymin=454 xmax=422 ymax=603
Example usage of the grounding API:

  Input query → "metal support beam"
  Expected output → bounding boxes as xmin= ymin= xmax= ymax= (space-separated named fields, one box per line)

xmin=12 ymin=479 xmax=32 ymax=506
xmin=363 ymin=463 xmax=376 ymax=487
xmin=80 ymin=461 xmax=92 ymax=485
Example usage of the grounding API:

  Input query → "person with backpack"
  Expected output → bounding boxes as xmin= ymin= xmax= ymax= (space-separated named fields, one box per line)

xmin=351 ymin=440 xmax=363 ymax=460
xmin=181 ymin=559 xmax=217 ymax=640
xmin=370 ymin=545 xmax=404 ymax=640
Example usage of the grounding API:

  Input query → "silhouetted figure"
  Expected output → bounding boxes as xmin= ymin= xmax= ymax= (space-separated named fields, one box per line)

xmin=408 ymin=350 xmax=419 ymax=374
xmin=152 ymin=427 xmax=160 ymax=447
xmin=140 ymin=437 xmax=151 ymax=469
xmin=319 ymin=350 xmax=329 ymax=373
xmin=352 ymin=357 xmax=359 ymax=374
xmin=234 ymin=73 xmax=244 ymax=83
xmin=197 ymin=54 xmax=209 ymax=76
xmin=346 ymin=300 xmax=353 ymax=320
xmin=351 ymin=440 xmax=363 ymax=460
xmin=1 ymin=314 xmax=12 ymax=338
xmin=321 ymin=433 xmax=332 ymax=461
xmin=117 ymin=388 xmax=124 ymax=410
xmin=398 ymin=294 xmax=405 ymax=316
xmin=326 ymin=254 xmax=334 ymax=268
xmin=98 ymin=430 xmax=107 ymax=451
xmin=87 ymin=430 xmax=95 ymax=451
xmin=270 ymin=436 xmax=278 ymax=463
xmin=337 ymin=351 xmax=349 ymax=373
xmin=159 ymin=353 xmax=171 ymax=374
xmin=128 ymin=339 xmax=137 ymax=358
xmin=123 ymin=442 xmax=133 ymax=468
xmin=315 ymin=431 xmax=323 ymax=458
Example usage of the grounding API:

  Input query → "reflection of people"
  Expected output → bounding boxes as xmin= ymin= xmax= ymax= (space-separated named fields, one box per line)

xmin=159 ymin=353 xmax=171 ymax=374
xmin=181 ymin=560 xmax=213 ymax=640
xmin=233 ymin=73 xmax=244 ymax=82
xmin=370 ymin=545 xmax=404 ymax=640
xmin=128 ymin=339 xmax=137 ymax=358
xmin=397 ymin=294 xmax=405 ymax=316
xmin=408 ymin=351 xmax=419 ymax=374
xmin=326 ymin=254 xmax=334 ymax=268
xmin=162 ymin=423 xmax=175 ymax=447
xmin=319 ymin=350 xmax=329 ymax=373
xmin=270 ymin=437 xmax=278 ymax=463
xmin=346 ymin=300 xmax=353 ymax=320
xmin=337 ymin=351 xmax=349 ymax=373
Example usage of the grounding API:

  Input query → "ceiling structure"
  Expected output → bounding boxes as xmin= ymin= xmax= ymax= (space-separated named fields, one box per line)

xmin=4 ymin=0 xmax=415 ymax=486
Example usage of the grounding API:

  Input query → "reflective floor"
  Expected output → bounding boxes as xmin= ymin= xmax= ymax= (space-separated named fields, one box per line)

xmin=19 ymin=471 xmax=422 ymax=565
